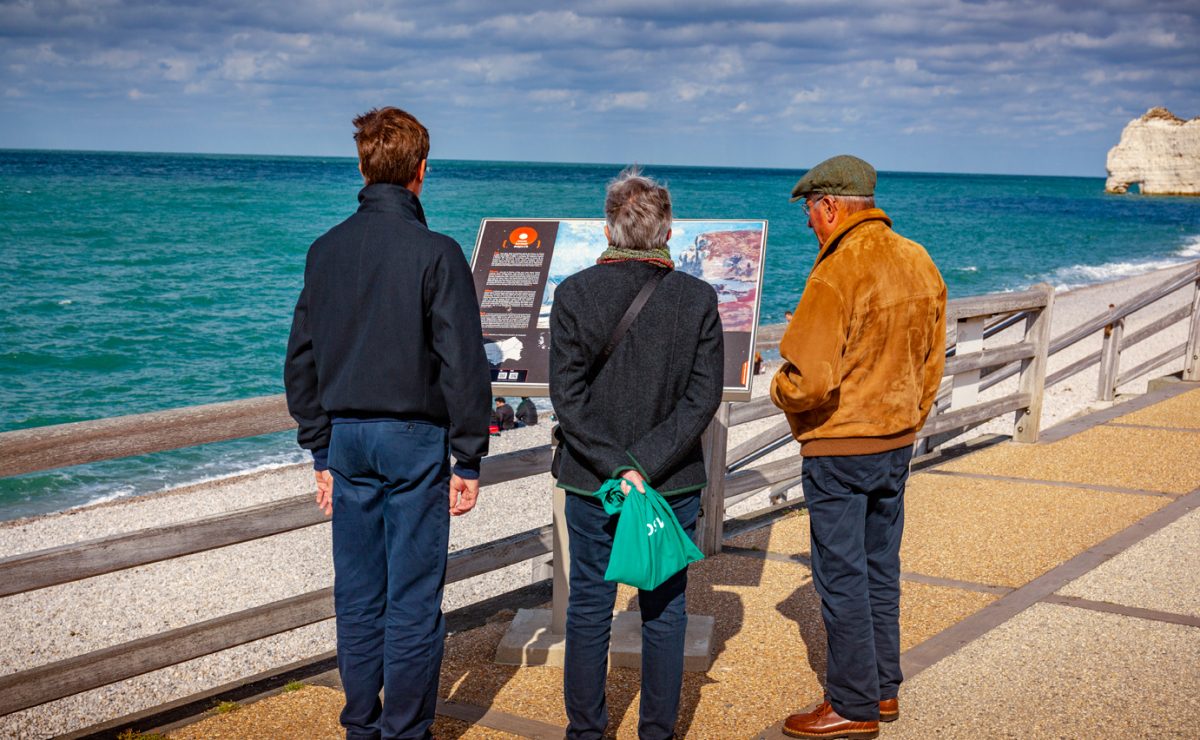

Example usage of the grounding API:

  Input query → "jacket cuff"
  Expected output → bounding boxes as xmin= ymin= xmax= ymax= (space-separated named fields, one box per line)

xmin=611 ymin=464 xmax=637 ymax=479
xmin=311 ymin=447 xmax=329 ymax=472
xmin=622 ymin=451 xmax=651 ymax=482
xmin=453 ymin=462 xmax=480 ymax=480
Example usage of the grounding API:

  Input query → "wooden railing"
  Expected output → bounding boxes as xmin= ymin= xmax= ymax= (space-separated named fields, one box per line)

xmin=3 ymin=264 xmax=1199 ymax=722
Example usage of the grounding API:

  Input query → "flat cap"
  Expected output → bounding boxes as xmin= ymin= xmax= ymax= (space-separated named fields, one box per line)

xmin=789 ymin=154 xmax=877 ymax=202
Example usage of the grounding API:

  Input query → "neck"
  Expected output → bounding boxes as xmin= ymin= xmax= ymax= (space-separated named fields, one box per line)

xmin=596 ymin=244 xmax=674 ymax=269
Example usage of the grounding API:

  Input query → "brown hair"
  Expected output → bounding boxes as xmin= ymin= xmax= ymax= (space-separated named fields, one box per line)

xmin=352 ymin=107 xmax=429 ymax=186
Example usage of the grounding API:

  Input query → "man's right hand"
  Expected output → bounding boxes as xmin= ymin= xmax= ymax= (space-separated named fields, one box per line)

xmin=315 ymin=470 xmax=333 ymax=517
xmin=449 ymin=475 xmax=479 ymax=516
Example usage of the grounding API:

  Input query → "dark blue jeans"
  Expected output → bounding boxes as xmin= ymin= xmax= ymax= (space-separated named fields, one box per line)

xmin=803 ymin=445 xmax=912 ymax=722
xmin=563 ymin=489 xmax=701 ymax=740
xmin=329 ymin=419 xmax=451 ymax=740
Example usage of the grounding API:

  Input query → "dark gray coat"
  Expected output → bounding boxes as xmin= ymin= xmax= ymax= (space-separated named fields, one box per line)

xmin=549 ymin=261 xmax=724 ymax=496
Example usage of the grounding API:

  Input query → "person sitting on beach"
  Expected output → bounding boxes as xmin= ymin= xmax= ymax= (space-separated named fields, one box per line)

xmin=493 ymin=396 xmax=517 ymax=430
xmin=284 ymin=106 xmax=492 ymax=739
xmin=515 ymin=396 xmax=538 ymax=426
xmin=770 ymin=155 xmax=946 ymax=739
xmin=550 ymin=167 xmax=724 ymax=739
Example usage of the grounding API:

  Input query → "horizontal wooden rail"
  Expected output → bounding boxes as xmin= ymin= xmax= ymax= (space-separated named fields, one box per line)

xmin=724 ymin=457 xmax=806 ymax=499
xmin=1049 ymin=264 xmax=1198 ymax=356
xmin=0 ymin=445 xmax=554 ymax=598
xmin=942 ymin=341 xmax=1036 ymax=377
xmin=446 ymin=524 xmax=552 ymax=583
xmin=946 ymin=285 xmax=1051 ymax=323
xmin=729 ymin=396 xmax=779 ymax=427
xmin=726 ymin=419 xmax=793 ymax=469
xmin=1116 ymin=342 xmax=1187 ymax=388
xmin=1043 ymin=304 xmax=1192 ymax=389
xmin=0 ymin=495 xmax=324 ymax=598
xmin=917 ymin=392 xmax=1030 ymax=439
xmin=0 ymin=395 xmax=293 ymax=478
xmin=0 ymin=521 xmax=556 ymax=716
xmin=979 ymin=264 xmax=1199 ymax=394
xmin=0 ymin=587 xmax=334 ymax=717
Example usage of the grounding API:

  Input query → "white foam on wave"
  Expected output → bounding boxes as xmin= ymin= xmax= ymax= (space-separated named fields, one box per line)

xmin=72 ymin=452 xmax=309 ymax=512
xmin=1048 ymin=234 xmax=1200 ymax=291
xmin=72 ymin=486 xmax=137 ymax=509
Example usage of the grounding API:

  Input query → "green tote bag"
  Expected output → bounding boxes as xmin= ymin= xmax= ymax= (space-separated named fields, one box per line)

xmin=592 ymin=479 xmax=705 ymax=591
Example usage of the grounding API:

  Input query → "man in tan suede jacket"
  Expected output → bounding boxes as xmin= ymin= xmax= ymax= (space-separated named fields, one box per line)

xmin=772 ymin=155 xmax=946 ymax=740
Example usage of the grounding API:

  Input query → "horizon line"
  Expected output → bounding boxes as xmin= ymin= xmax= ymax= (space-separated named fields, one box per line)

xmin=0 ymin=145 xmax=1107 ymax=181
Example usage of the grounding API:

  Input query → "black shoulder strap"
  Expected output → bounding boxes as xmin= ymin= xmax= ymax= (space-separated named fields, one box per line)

xmin=586 ymin=267 xmax=667 ymax=382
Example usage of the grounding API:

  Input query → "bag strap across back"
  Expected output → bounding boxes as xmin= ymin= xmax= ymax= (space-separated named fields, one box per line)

xmin=586 ymin=267 xmax=667 ymax=383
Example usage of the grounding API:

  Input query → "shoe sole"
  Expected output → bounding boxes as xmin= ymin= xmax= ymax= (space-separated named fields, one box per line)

xmin=781 ymin=728 xmax=880 ymax=739
xmin=880 ymin=712 xmax=899 ymax=723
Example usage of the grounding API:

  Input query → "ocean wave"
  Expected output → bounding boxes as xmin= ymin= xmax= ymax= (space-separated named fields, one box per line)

xmin=1048 ymin=235 xmax=1200 ymax=291
xmin=72 ymin=452 xmax=309 ymax=512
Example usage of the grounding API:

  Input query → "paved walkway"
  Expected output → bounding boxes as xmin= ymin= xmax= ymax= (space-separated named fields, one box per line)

xmin=169 ymin=382 xmax=1200 ymax=739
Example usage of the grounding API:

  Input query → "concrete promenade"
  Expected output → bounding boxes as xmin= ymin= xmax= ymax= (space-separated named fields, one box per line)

xmin=166 ymin=380 xmax=1200 ymax=739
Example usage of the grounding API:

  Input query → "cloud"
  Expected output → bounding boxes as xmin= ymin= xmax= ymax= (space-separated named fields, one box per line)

xmin=597 ymin=91 xmax=651 ymax=110
xmin=0 ymin=0 xmax=1197 ymax=174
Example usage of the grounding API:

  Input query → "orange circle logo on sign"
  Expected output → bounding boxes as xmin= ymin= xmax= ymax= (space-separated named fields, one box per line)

xmin=510 ymin=227 xmax=539 ymax=247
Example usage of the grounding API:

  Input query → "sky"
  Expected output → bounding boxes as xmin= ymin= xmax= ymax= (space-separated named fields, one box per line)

xmin=1 ymin=0 xmax=1197 ymax=176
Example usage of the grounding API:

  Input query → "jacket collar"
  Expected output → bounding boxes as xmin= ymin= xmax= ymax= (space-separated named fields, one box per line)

xmin=814 ymin=207 xmax=892 ymax=266
xmin=357 ymin=183 xmax=427 ymax=226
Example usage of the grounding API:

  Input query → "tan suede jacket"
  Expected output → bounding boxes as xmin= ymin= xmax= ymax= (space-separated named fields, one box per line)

xmin=770 ymin=208 xmax=946 ymax=456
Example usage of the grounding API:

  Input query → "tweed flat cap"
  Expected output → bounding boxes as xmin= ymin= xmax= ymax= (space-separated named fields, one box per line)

xmin=789 ymin=154 xmax=877 ymax=202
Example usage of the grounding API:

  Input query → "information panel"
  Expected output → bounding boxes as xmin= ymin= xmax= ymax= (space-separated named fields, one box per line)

xmin=469 ymin=218 xmax=768 ymax=401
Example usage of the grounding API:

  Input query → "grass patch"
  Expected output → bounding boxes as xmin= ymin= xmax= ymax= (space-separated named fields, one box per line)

xmin=212 ymin=700 xmax=241 ymax=714
xmin=282 ymin=680 xmax=306 ymax=692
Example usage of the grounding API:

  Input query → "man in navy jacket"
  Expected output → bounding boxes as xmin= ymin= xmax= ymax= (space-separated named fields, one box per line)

xmin=285 ymin=107 xmax=491 ymax=739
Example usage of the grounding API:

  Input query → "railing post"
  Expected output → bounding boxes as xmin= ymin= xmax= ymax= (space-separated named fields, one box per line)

xmin=550 ymin=428 xmax=570 ymax=635
xmin=1097 ymin=304 xmax=1125 ymax=401
xmin=1014 ymin=283 xmax=1055 ymax=443
xmin=1185 ymin=270 xmax=1200 ymax=381
xmin=951 ymin=316 xmax=985 ymax=409
xmin=697 ymin=402 xmax=731 ymax=556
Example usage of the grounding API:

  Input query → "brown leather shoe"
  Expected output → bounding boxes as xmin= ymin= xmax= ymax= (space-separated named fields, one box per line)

xmin=782 ymin=701 xmax=879 ymax=739
xmin=879 ymin=697 xmax=899 ymax=723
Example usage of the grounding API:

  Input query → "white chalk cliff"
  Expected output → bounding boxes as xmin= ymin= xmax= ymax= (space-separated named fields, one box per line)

xmin=1106 ymin=107 xmax=1200 ymax=195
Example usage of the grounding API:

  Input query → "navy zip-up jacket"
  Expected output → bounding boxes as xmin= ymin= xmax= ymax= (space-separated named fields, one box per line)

xmin=284 ymin=183 xmax=491 ymax=477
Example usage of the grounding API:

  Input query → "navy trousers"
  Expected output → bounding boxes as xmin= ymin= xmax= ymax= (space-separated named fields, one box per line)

xmin=329 ymin=419 xmax=450 ymax=740
xmin=563 ymin=490 xmax=701 ymax=740
xmin=802 ymin=445 xmax=912 ymax=722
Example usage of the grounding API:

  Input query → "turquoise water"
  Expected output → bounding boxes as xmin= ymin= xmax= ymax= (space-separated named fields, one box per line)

xmin=2 ymin=149 xmax=1199 ymax=520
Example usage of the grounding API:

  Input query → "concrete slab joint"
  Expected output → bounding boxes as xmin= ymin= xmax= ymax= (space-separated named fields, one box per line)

xmin=494 ymin=608 xmax=715 ymax=672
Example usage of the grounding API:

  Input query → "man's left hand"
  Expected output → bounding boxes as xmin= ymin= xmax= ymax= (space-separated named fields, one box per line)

xmin=449 ymin=475 xmax=479 ymax=516
xmin=314 ymin=470 xmax=333 ymax=516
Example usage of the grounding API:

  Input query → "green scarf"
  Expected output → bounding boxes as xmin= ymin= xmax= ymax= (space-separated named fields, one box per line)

xmin=596 ymin=245 xmax=674 ymax=269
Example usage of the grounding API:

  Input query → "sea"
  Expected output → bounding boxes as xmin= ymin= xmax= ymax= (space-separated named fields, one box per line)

xmin=2 ymin=149 xmax=1199 ymax=521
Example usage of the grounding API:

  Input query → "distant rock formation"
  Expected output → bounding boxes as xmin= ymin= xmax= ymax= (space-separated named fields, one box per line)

xmin=1106 ymin=107 xmax=1200 ymax=195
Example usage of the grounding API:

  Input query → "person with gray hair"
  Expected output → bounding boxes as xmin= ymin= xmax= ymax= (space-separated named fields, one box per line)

xmin=550 ymin=167 xmax=724 ymax=738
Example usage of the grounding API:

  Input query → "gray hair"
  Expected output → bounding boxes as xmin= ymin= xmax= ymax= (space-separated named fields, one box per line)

xmin=827 ymin=194 xmax=876 ymax=214
xmin=604 ymin=166 xmax=672 ymax=250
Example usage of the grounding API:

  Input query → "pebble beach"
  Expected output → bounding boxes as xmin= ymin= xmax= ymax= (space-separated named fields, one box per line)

xmin=1 ymin=263 xmax=1197 ymax=738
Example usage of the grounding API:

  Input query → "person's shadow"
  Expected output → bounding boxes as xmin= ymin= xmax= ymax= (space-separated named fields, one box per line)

xmin=774 ymin=573 xmax=828 ymax=692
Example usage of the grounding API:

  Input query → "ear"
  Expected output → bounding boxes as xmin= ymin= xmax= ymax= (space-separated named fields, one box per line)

xmin=821 ymin=197 xmax=837 ymax=223
xmin=418 ymin=159 xmax=427 ymax=183
xmin=604 ymin=225 xmax=611 ymax=243
xmin=665 ymin=228 xmax=672 ymax=242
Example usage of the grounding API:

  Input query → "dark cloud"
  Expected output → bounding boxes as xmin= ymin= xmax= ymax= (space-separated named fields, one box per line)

xmin=1 ymin=0 xmax=1196 ymax=174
